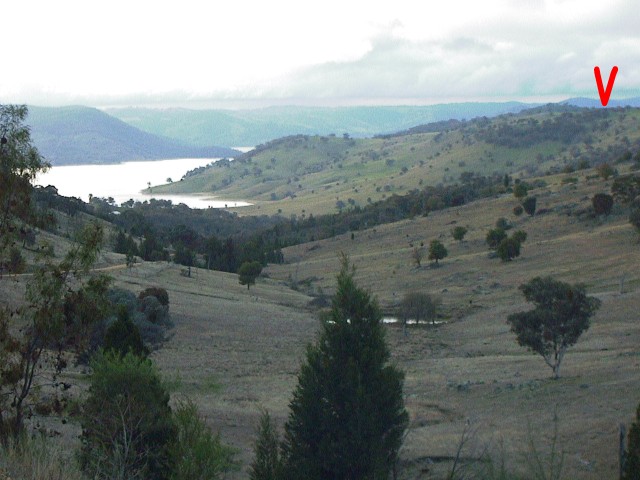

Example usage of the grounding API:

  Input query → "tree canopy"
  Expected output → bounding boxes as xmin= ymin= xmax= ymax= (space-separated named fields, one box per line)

xmin=281 ymin=257 xmax=408 ymax=479
xmin=507 ymin=277 xmax=601 ymax=378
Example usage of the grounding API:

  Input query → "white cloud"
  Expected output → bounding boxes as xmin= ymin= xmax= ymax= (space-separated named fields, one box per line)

xmin=1 ymin=0 xmax=638 ymax=107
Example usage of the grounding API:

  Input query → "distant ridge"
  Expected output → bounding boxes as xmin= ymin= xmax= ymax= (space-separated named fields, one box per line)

xmin=562 ymin=97 xmax=640 ymax=108
xmin=27 ymin=106 xmax=240 ymax=166
xmin=107 ymin=102 xmax=538 ymax=147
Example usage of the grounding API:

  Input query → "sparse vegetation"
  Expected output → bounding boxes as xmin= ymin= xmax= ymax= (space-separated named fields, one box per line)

xmin=451 ymin=226 xmax=468 ymax=242
xmin=429 ymin=239 xmax=448 ymax=265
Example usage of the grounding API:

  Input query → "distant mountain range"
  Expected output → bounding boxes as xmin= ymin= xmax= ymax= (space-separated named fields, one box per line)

xmin=26 ymin=98 xmax=640 ymax=166
xmin=106 ymin=102 xmax=539 ymax=148
xmin=27 ymin=106 xmax=240 ymax=166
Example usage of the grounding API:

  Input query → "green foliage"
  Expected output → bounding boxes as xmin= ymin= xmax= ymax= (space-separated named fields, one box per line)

xmin=513 ymin=205 xmax=524 ymax=216
xmin=495 ymin=217 xmax=511 ymax=231
xmin=512 ymin=230 xmax=527 ymax=244
xmin=623 ymin=402 xmax=640 ymax=480
xmin=170 ymin=398 xmax=236 ymax=480
xmin=139 ymin=286 xmax=170 ymax=306
xmin=451 ymin=225 xmax=468 ymax=242
xmin=522 ymin=196 xmax=537 ymax=216
xmin=513 ymin=182 xmax=529 ymax=199
xmin=507 ymin=277 xmax=601 ymax=378
xmin=281 ymin=257 xmax=408 ymax=479
xmin=250 ymin=411 xmax=283 ymax=480
xmin=486 ymin=228 xmax=507 ymax=250
xmin=592 ymin=193 xmax=614 ymax=215
xmin=103 ymin=307 xmax=149 ymax=358
xmin=428 ymin=239 xmax=448 ymax=264
xmin=80 ymin=351 xmax=175 ymax=480
xmin=238 ymin=260 xmax=263 ymax=290
xmin=612 ymin=174 xmax=640 ymax=204
xmin=497 ymin=237 xmax=521 ymax=262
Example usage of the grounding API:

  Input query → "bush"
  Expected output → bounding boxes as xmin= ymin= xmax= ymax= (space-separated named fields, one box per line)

xmin=592 ymin=193 xmax=614 ymax=215
xmin=80 ymin=351 xmax=175 ymax=480
xmin=513 ymin=182 xmax=529 ymax=199
xmin=170 ymin=399 xmax=236 ymax=480
xmin=513 ymin=205 xmax=524 ymax=216
xmin=103 ymin=307 xmax=149 ymax=358
xmin=497 ymin=237 xmax=521 ymax=262
xmin=451 ymin=226 xmax=468 ymax=242
xmin=522 ymin=196 xmax=537 ymax=216
xmin=250 ymin=411 xmax=282 ymax=480
xmin=139 ymin=287 xmax=169 ymax=306
xmin=486 ymin=228 xmax=507 ymax=250
xmin=630 ymin=208 xmax=640 ymax=234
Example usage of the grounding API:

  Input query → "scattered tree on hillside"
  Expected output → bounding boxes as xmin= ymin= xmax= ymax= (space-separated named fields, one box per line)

xmin=281 ymin=256 xmax=408 ymax=479
xmin=623 ymin=401 xmax=640 ymax=480
xmin=428 ymin=239 xmax=448 ymax=265
xmin=497 ymin=237 xmax=521 ymax=262
xmin=238 ymin=261 xmax=263 ymax=290
xmin=513 ymin=182 xmax=529 ymax=199
xmin=399 ymin=291 xmax=438 ymax=334
xmin=507 ymin=277 xmax=601 ymax=379
xmin=486 ymin=228 xmax=507 ymax=250
xmin=411 ymin=246 xmax=424 ymax=267
xmin=451 ymin=226 xmax=468 ymax=242
xmin=592 ymin=193 xmax=614 ymax=216
xmin=612 ymin=174 xmax=640 ymax=204
xmin=522 ymin=196 xmax=537 ymax=216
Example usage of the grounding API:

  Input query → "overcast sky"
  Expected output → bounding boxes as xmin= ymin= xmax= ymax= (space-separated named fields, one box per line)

xmin=2 ymin=0 xmax=638 ymax=108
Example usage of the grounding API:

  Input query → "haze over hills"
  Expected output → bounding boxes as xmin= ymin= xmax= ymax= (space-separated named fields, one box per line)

xmin=27 ymin=106 xmax=240 ymax=166
xmin=106 ymin=102 xmax=539 ymax=148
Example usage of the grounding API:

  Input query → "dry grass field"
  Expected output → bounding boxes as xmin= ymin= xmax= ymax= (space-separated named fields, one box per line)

xmin=2 ymin=167 xmax=639 ymax=479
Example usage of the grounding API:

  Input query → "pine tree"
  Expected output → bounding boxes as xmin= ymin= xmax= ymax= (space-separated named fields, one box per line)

xmin=281 ymin=256 xmax=408 ymax=479
xmin=250 ymin=411 xmax=282 ymax=480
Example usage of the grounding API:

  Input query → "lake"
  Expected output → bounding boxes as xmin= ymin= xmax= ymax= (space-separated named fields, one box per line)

xmin=35 ymin=158 xmax=252 ymax=209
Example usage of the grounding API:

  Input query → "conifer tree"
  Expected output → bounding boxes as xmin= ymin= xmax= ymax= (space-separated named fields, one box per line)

xmin=281 ymin=256 xmax=408 ymax=479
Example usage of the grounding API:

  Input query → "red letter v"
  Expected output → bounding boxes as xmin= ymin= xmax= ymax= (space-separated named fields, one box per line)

xmin=594 ymin=66 xmax=618 ymax=107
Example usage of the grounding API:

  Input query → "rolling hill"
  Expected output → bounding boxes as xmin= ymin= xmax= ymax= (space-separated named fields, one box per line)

xmin=151 ymin=104 xmax=640 ymax=217
xmin=107 ymin=102 xmax=538 ymax=148
xmin=27 ymin=105 xmax=240 ymax=165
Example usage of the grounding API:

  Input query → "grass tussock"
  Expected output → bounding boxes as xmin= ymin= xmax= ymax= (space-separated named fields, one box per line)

xmin=0 ymin=434 xmax=85 ymax=480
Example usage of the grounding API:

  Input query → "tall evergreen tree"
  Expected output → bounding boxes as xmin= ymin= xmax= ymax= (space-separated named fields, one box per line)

xmin=281 ymin=256 xmax=408 ymax=479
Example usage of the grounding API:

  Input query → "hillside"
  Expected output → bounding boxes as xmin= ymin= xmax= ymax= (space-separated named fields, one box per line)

xmin=151 ymin=105 xmax=640 ymax=216
xmin=107 ymin=102 xmax=536 ymax=147
xmin=27 ymin=106 xmax=240 ymax=165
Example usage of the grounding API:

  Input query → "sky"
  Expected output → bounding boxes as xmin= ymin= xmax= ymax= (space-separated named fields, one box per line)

xmin=2 ymin=0 xmax=639 ymax=108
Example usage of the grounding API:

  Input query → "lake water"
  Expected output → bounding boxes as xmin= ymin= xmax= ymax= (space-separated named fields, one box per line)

xmin=35 ymin=158 xmax=252 ymax=209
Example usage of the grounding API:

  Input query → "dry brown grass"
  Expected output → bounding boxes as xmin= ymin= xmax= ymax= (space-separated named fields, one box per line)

xmin=2 ymin=170 xmax=639 ymax=479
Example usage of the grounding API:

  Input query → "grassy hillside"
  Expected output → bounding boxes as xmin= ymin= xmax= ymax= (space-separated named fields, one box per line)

xmin=152 ymin=105 xmax=640 ymax=217
xmin=107 ymin=102 xmax=536 ymax=147
xmin=27 ymin=106 xmax=239 ymax=165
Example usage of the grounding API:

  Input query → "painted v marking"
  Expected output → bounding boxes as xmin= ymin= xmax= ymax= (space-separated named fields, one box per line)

xmin=594 ymin=66 xmax=618 ymax=107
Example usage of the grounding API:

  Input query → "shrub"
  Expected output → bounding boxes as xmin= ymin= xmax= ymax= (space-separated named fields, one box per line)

xmin=497 ymin=237 xmax=521 ymax=262
xmin=513 ymin=182 xmax=529 ymax=199
xmin=80 ymin=351 xmax=175 ymax=480
xmin=512 ymin=230 xmax=527 ymax=244
xmin=451 ymin=226 xmax=468 ymax=242
xmin=592 ymin=193 xmax=614 ymax=215
xmin=513 ymin=205 xmax=524 ymax=216
xmin=522 ymin=196 xmax=537 ymax=216
xmin=250 ymin=411 xmax=282 ymax=480
xmin=103 ymin=307 xmax=149 ymax=358
xmin=495 ymin=217 xmax=511 ymax=230
xmin=486 ymin=228 xmax=507 ymax=250
xmin=139 ymin=287 xmax=169 ymax=306
xmin=170 ymin=399 xmax=236 ymax=480
xmin=596 ymin=162 xmax=615 ymax=180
